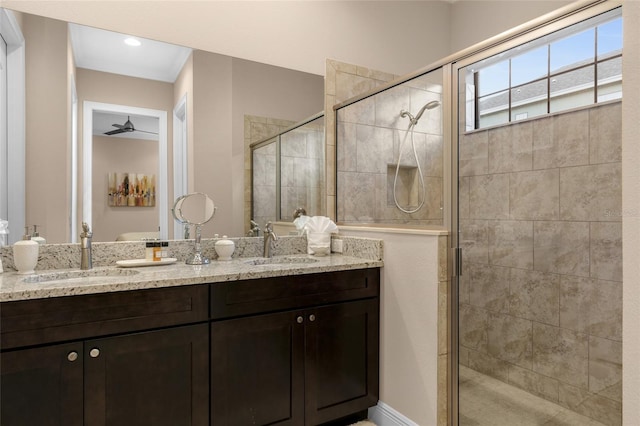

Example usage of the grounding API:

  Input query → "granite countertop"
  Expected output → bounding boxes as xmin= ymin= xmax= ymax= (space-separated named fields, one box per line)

xmin=0 ymin=254 xmax=383 ymax=302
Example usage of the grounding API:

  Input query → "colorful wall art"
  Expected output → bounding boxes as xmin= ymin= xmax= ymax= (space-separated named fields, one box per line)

xmin=108 ymin=173 xmax=156 ymax=207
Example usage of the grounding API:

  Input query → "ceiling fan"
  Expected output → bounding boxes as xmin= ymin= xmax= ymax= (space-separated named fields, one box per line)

xmin=104 ymin=116 xmax=158 ymax=136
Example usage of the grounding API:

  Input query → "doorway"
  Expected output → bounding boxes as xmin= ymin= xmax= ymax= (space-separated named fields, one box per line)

xmin=82 ymin=101 xmax=168 ymax=241
xmin=0 ymin=9 xmax=25 ymax=245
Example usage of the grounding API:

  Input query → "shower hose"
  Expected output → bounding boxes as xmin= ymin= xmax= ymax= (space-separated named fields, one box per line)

xmin=393 ymin=121 xmax=426 ymax=214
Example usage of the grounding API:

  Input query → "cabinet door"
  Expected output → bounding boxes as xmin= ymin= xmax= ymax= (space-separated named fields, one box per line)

xmin=0 ymin=342 xmax=83 ymax=426
xmin=84 ymin=323 xmax=209 ymax=426
xmin=305 ymin=299 xmax=380 ymax=425
xmin=211 ymin=310 xmax=305 ymax=426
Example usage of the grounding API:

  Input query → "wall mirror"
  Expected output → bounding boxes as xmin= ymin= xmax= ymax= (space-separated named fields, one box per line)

xmin=251 ymin=112 xmax=325 ymax=228
xmin=0 ymin=7 xmax=324 ymax=244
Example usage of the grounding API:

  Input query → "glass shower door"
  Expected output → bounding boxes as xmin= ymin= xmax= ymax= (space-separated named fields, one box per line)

xmin=455 ymin=8 xmax=623 ymax=426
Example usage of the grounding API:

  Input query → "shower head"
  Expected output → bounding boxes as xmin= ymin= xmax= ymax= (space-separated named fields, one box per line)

xmin=400 ymin=100 xmax=441 ymax=126
xmin=413 ymin=100 xmax=441 ymax=124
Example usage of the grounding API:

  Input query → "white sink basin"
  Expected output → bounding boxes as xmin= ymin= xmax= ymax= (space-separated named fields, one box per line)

xmin=244 ymin=256 xmax=320 ymax=266
xmin=22 ymin=268 xmax=140 ymax=283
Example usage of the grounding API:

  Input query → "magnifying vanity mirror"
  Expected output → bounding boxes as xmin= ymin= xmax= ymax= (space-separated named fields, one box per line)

xmin=172 ymin=193 xmax=216 ymax=265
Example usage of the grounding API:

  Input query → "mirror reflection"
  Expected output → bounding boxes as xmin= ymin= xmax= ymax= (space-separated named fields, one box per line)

xmin=251 ymin=113 xmax=325 ymax=227
xmin=1 ymin=7 xmax=324 ymax=244
xmin=172 ymin=193 xmax=216 ymax=265
xmin=173 ymin=193 xmax=216 ymax=226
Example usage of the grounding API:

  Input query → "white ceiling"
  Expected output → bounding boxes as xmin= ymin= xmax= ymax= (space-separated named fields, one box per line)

xmin=69 ymin=22 xmax=192 ymax=83
xmin=69 ymin=23 xmax=185 ymax=140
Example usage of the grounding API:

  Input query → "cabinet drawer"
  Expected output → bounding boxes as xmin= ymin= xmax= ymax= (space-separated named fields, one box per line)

xmin=1 ymin=285 xmax=209 ymax=349
xmin=210 ymin=268 xmax=379 ymax=319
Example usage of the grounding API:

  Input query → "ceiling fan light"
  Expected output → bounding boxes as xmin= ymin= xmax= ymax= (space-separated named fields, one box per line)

xmin=124 ymin=37 xmax=141 ymax=47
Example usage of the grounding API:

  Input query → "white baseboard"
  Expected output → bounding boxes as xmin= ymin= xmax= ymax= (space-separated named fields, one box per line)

xmin=368 ymin=401 xmax=419 ymax=426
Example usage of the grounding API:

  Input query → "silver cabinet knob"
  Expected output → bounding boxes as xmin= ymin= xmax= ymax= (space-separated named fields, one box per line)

xmin=309 ymin=314 xmax=316 ymax=322
xmin=296 ymin=316 xmax=304 ymax=324
xmin=89 ymin=348 xmax=100 ymax=358
xmin=67 ymin=351 xmax=78 ymax=362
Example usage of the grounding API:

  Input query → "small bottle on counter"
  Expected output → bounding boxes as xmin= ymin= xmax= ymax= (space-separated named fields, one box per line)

xmin=145 ymin=241 xmax=159 ymax=261
xmin=146 ymin=241 xmax=169 ymax=261
xmin=154 ymin=241 xmax=169 ymax=261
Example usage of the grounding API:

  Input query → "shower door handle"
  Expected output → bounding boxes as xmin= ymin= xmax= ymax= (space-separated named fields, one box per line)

xmin=453 ymin=247 xmax=462 ymax=277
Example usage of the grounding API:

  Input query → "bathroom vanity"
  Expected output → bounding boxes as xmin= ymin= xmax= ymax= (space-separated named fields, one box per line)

xmin=0 ymin=253 xmax=381 ymax=426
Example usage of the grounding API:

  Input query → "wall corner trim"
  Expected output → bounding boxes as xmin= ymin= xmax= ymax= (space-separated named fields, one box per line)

xmin=368 ymin=401 xmax=419 ymax=426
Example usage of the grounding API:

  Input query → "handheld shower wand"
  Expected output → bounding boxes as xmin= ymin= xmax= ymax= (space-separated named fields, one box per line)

xmin=394 ymin=99 xmax=442 ymax=214
xmin=400 ymin=100 xmax=441 ymax=126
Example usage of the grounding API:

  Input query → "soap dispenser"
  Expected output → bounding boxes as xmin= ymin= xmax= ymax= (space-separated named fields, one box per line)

xmin=13 ymin=226 xmax=39 ymax=274
xmin=31 ymin=225 xmax=46 ymax=244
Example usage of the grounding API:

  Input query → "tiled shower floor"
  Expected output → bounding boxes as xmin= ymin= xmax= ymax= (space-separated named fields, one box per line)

xmin=459 ymin=366 xmax=606 ymax=426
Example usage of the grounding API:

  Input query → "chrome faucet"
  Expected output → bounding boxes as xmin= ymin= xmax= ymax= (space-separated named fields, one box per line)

xmin=248 ymin=220 xmax=261 ymax=237
xmin=263 ymin=222 xmax=277 ymax=258
xmin=80 ymin=222 xmax=93 ymax=270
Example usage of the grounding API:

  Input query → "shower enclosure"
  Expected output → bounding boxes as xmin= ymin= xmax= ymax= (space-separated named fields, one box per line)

xmin=453 ymin=5 xmax=623 ymax=426
xmin=251 ymin=113 xmax=325 ymax=229
xmin=334 ymin=1 xmax=623 ymax=425
xmin=335 ymin=70 xmax=445 ymax=227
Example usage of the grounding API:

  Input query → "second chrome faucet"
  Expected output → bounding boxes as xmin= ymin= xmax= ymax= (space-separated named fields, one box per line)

xmin=80 ymin=222 xmax=93 ymax=270
xmin=263 ymin=222 xmax=277 ymax=258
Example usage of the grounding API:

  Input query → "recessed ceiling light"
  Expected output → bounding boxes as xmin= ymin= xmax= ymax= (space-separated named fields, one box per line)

xmin=124 ymin=37 xmax=141 ymax=47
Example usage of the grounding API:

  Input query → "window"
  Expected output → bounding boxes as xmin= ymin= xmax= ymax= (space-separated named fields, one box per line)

xmin=465 ymin=8 xmax=622 ymax=131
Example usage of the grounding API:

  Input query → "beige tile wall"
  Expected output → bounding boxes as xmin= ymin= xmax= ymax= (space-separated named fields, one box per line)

xmin=280 ymin=120 xmax=325 ymax=221
xmin=459 ymin=102 xmax=623 ymax=425
xmin=438 ymin=234 xmax=450 ymax=426
xmin=330 ymin=60 xmax=445 ymax=226
xmin=245 ymin=115 xmax=325 ymax=231
xmin=244 ymin=115 xmax=295 ymax=233
xmin=325 ymin=59 xmax=397 ymax=220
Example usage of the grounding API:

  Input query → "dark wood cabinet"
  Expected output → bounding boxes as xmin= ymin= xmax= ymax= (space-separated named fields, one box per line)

xmin=305 ymin=299 xmax=379 ymax=425
xmin=1 ymin=285 xmax=210 ymax=426
xmin=84 ymin=324 xmax=209 ymax=426
xmin=0 ymin=342 xmax=84 ymax=426
xmin=0 ymin=324 xmax=209 ymax=426
xmin=211 ymin=310 xmax=306 ymax=425
xmin=1 ymin=268 xmax=380 ymax=426
xmin=211 ymin=270 xmax=379 ymax=426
